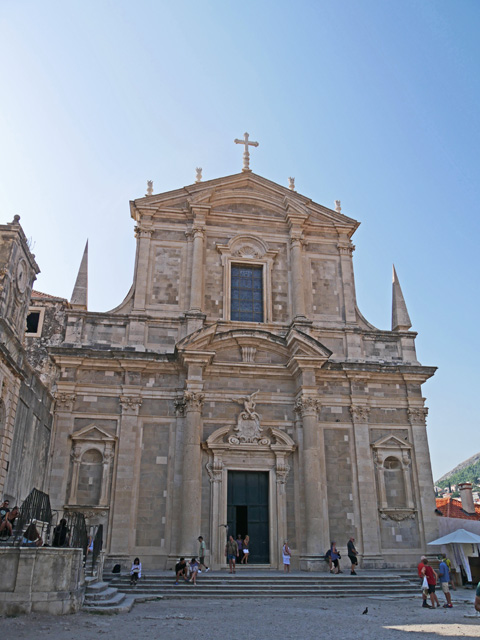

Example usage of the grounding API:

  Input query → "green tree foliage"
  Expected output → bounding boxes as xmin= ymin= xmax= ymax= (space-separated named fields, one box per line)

xmin=437 ymin=459 xmax=480 ymax=490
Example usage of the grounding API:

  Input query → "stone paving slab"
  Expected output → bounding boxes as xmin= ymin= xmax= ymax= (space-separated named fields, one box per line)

xmin=2 ymin=591 xmax=479 ymax=639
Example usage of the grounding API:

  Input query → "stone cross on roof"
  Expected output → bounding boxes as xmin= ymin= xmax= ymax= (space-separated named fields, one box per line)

xmin=234 ymin=132 xmax=259 ymax=172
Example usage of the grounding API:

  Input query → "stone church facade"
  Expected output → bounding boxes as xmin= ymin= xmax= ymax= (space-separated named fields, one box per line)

xmin=1 ymin=169 xmax=439 ymax=570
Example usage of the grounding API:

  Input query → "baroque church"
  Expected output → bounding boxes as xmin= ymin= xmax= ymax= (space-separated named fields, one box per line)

xmin=0 ymin=138 xmax=438 ymax=570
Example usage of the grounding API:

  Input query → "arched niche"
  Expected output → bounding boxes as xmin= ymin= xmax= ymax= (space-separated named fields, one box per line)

xmin=372 ymin=435 xmax=415 ymax=522
xmin=68 ymin=424 xmax=116 ymax=508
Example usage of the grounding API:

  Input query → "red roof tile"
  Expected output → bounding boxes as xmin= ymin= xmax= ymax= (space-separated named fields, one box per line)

xmin=31 ymin=290 xmax=67 ymax=302
xmin=436 ymin=497 xmax=480 ymax=520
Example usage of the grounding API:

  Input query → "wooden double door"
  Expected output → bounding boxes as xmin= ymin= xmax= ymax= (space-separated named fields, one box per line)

xmin=227 ymin=470 xmax=269 ymax=564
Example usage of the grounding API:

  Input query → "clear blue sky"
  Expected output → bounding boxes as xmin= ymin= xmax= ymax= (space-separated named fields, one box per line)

xmin=1 ymin=0 xmax=478 ymax=479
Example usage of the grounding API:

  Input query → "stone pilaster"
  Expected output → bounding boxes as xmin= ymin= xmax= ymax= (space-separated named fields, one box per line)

xmin=100 ymin=444 xmax=115 ymax=506
xmin=407 ymin=403 xmax=438 ymax=547
xmin=337 ymin=239 xmax=357 ymax=324
xmin=68 ymin=444 xmax=82 ymax=504
xmin=132 ymin=225 xmax=153 ymax=312
xmin=295 ymin=396 xmax=329 ymax=569
xmin=48 ymin=392 xmax=76 ymax=511
xmin=349 ymin=403 xmax=382 ymax=565
xmin=0 ymin=376 xmax=21 ymax=496
xmin=179 ymin=390 xmax=204 ymax=555
xmin=290 ymin=235 xmax=307 ymax=320
xmin=109 ymin=394 xmax=142 ymax=558
xmin=189 ymin=227 xmax=205 ymax=312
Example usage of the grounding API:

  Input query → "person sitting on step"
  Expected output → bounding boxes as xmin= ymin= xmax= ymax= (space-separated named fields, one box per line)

xmin=130 ymin=557 xmax=142 ymax=586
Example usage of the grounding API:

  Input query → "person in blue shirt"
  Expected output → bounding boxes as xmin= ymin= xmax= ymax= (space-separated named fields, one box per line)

xmin=475 ymin=581 xmax=480 ymax=613
xmin=438 ymin=555 xmax=453 ymax=608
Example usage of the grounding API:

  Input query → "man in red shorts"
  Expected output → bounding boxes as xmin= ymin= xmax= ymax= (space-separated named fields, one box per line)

xmin=418 ymin=556 xmax=430 ymax=608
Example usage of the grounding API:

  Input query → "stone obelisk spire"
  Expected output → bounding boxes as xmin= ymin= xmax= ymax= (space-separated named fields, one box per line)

xmin=70 ymin=240 xmax=88 ymax=310
xmin=392 ymin=264 xmax=412 ymax=331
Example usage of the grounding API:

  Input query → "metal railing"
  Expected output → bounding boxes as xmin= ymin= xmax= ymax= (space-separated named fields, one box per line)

xmin=64 ymin=511 xmax=88 ymax=559
xmin=91 ymin=524 xmax=103 ymax=572
xmin=9 ymin=488 xmax=53 ymax=545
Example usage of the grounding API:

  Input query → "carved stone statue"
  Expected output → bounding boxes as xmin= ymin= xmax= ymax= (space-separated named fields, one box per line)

xmin=229 ymin=390 xmax=269 ymax=444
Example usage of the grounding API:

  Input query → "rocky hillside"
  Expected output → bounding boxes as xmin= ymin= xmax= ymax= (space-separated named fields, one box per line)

xmin=436 ymin=451 xmax=480 ymax=488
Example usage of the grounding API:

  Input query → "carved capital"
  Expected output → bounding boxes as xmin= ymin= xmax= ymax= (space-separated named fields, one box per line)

xmin=373 ymin=450 xmax=384 ymax=468
xmin=192 ymin=226 xmax=205 ymax=240
xmin=174 ymin=398 xmax=186 ymax=417
xmin=337 ymin=243 xmax=355 ymax=256
xmin=55 ymin=392 xmax=76 ymax=412
xmin=120 ymin=395 xmax=143 ymax=414
xmin=402 ymin=451 xmax=412 ymax=468
xmin=276 ymin=461 xmax=291 ymax=485
xmin=184 ymin=391 xmax=204 ymax=412
xmin=350 ymin=405 xmax=370 ymax=423
xmin=103 ymin=446 xmax=115 ymax=464
xmin=408 ymin=407 xmax=428 ymax=425
xmin=70 ymin=445 xmax=82 ymax=464
xmin=206 ymin=459 xmax=223 ymax=483
xmin=290 ymin=235 xmax=305 ymax=249
xmin=134 ymin=226 xmax=154 ymax=239
xmin=294 ymin=396 xmax=319 ymax=417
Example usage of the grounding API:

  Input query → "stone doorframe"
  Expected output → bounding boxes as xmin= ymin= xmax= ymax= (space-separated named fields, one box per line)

xmin=202 ymin=426 xmax=296 ymax=569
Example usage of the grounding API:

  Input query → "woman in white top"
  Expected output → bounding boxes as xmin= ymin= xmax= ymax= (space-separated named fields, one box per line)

xmin=130 ymin=557 xmax=142 ymax=586
xmin=282 ymin=540 xmax=291 ymax=573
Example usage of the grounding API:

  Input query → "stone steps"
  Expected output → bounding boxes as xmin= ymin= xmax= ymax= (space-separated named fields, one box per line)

xmin=104 ymin=572 xmax=419 ymax=601
xmin=83 ymin=579 xmax=162 ymax=614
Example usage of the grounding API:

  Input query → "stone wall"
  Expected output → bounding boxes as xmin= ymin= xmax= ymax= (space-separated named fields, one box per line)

xmin=0 ymin=548 xmax=84 ymax=615
xmin=3 ymin=367 xmax=54 ymax=504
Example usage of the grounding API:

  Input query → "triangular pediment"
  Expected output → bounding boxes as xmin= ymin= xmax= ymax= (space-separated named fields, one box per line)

xmin=71 ymin=424 xmax=116 ymax=442
xmin=372 ymin=434 xmax=412 ymax=450
xmin=131 ymin=172 xmax=359 ymax=234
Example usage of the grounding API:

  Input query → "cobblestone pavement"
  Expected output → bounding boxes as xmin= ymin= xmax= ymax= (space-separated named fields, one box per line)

xmin=2 ymin=594 xmax=480 ymax=639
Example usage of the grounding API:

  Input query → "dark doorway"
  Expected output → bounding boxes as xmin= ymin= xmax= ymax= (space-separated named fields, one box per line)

xmin=227 ymin=471 xmax=269 ymax=564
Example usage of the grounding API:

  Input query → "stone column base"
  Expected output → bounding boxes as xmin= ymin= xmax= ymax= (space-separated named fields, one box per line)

xmin=299 ymin=555 xmax=329 ymax=572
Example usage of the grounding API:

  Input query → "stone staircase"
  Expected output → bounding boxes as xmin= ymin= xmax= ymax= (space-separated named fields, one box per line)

xmin=83 ymin=576 xmax=161 ymax=614
xmin=101 ymin=569 xmax=420 ymax=604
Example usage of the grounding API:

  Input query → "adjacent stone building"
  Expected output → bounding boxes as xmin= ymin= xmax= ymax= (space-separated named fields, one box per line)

xmin=0 ymin=217 xmax=54 ymax=505
xmin=5 ymin=165 xmax=439 ymax=570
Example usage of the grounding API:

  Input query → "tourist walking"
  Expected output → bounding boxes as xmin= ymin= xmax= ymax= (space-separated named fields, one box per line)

xmin=130 ymin=557 xmax=142 ymax=586
xmin=198 ymin=536 xmax=210 ymax=572
xmin=418 ymin=556 xmax=430 ymax=608
xmin=282 ymin=540 xmax=292 ymax=573
xmin=225 ymin=535 xmax=239 ymax=573
xmin=438 ymin=555 xmax=453 ymax=608
xmin=347 ymin=537 xmax=358 ymax=575
xmin=330 ymin=541 xmax=342 ymax=574
xmin=423 ymin=558 xmax=440 ymax=609
xmin=242 ymin=534 xmax=250 ymax=564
